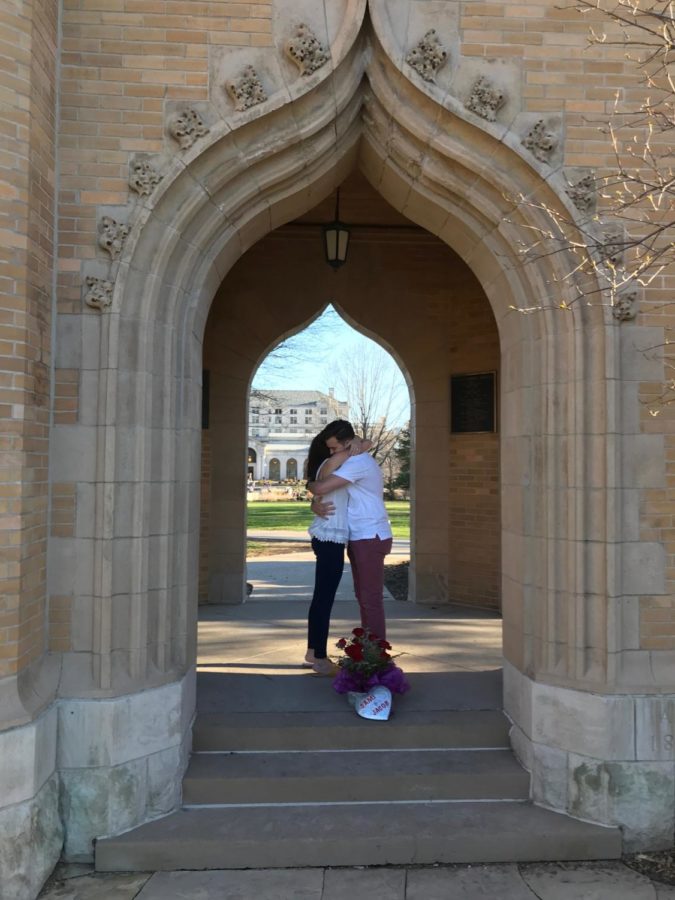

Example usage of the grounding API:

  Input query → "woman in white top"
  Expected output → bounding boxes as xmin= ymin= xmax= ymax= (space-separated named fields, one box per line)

xmin=303 ymin=429 xmax=370 ymax=675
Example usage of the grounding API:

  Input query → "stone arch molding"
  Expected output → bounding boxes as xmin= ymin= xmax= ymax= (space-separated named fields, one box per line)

xmin=108 ymin=0 xmax=594 ymax=330
xmin=76 ymin=0 xmax=626 ymax=706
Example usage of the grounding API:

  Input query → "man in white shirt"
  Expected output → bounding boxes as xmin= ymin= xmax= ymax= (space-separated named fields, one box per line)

xmin=307 ymin=420 xmax=393 ymax=640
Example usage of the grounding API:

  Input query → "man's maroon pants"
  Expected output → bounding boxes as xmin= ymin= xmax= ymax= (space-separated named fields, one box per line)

xmin=347 ymin=536 xmax=393 ymax=640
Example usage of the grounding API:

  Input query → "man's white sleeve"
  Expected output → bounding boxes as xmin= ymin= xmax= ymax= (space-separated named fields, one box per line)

xmin=333 ymin=455 xmax=366 ymax=483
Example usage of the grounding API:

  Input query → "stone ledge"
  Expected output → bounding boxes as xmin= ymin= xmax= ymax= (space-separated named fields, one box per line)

xmin=505 ymin=661 xmax=636 ymax=760
xmin=57 ymin=671 xmax=194 ymax=862
xmin=506 ymin=662 xmax=675 ymax=849
xmin=57 ymin=680 xmax=185 ymax=769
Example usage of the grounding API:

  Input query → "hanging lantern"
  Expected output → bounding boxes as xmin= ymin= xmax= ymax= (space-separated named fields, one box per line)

xmin=322 ymin=188 xmax=350 ymax=269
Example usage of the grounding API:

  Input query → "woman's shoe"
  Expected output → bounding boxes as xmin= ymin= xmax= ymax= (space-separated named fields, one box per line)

xmin=302 ymin=651 xmax=316 ymax=668
xmin=312 ymin=658 xmax=338 ymax=676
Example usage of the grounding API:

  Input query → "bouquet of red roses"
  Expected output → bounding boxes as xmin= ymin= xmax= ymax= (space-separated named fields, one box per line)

xmin=332 ymin=627 xmax=410 ymax=695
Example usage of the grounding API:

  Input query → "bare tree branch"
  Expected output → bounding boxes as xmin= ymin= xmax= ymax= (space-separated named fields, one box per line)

xmin=328 ymin=341 xmax=408 ymax=466
xmin=509 ymin=0 xmax=675 ymax=399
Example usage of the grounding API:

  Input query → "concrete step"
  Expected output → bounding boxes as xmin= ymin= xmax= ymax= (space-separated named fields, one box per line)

xmin=95 ymin=801 xmax=622 ymax=872
xmin=183 ymin=748 xmax=529 ymax=804
xmin=192 ymin=709 xmax=511 ymax=751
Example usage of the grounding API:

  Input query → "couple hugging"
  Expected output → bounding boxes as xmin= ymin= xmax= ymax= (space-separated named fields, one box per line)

xmin=303 ymin=419 xmax=392 ymax=676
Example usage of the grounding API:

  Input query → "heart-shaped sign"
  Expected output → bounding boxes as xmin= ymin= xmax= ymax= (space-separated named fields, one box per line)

xmin=348 ymin=686 xmax=392 ymax=721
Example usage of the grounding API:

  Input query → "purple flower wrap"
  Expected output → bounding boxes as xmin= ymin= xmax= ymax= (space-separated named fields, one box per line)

xmin=332 ymin=664 xmax=410 ymax=695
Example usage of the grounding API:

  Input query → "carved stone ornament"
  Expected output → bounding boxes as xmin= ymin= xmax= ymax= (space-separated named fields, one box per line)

xmin=168 ymin=108 xmax=209 ymax=149
xmin=566 ymin=172 xmax=596 ymax=213
xmin=129 ymin=158 xmax=162 ymax=196
xmin=227 ymin=66 xmax=268 ymax=111
xmin=286 ymin=23 xmax=329 ymax=76
xmin=612 ymin=289 xmax=638 ymax=321
xmin=84 ymin=276 xmax=114 ymax=311
xmin=405 ymin=30 xmax=448 ymax=83
xmin=465 ymin=76 xmax=506 ymax=122
xmin=522 ymin=119 xmax=558 ymax=163
xmin=598 ymin=225 xmax=625 ymax=268
xmin=97 ymin=216 xmax=129 ymax=260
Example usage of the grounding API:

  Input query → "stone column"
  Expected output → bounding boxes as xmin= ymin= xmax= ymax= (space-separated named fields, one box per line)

xmin=503 ymin=313 xmax=674 ymax=850
xmin=50 ymin=304 xmax=199 ymax=859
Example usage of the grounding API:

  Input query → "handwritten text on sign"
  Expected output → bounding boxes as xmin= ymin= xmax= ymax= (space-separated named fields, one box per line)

xmin=355 ymin=686 xmax=392 ymax=721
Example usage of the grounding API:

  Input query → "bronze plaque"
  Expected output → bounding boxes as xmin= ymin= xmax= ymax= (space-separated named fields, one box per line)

xmin=450 ymin=372 xmax=496 ymax=433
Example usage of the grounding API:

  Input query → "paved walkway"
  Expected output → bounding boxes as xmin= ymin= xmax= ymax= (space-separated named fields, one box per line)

xmin=198 ymin=547 xmax=502 ymax=715
xmin=39 ymin=860 xmax=675 ymax=898
xmin=37 ymin=550 xmax=674 ymax=899
xmin=200 ymin=543 xmax=504 ymax=727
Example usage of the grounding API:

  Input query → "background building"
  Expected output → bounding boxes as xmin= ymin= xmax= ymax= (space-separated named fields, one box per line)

xmin=247 ymin=390 xmax=348 ymax=481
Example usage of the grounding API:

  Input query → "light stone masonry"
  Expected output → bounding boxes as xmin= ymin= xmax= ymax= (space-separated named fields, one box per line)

xmin=0 ymin=775 xmax=63 ymax=900
xmin=505 ymin=662 xmax=675 ymax=848
xmin=58 ymin=671 xmax=195 ymax=861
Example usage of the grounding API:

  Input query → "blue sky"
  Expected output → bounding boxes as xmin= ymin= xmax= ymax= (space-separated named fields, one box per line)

xmin=252 ymin=306 xmax=411 ymax=428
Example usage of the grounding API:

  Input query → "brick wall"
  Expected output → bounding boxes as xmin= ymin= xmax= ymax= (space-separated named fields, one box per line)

xmin=448 ymin=435 xmax=500 ymax=608
xmin=446 ymin=267 xmax=501 ymax=610
xmin=460 ymin=3 xmax=641 ymax=141
xmin=50 ymin=482 xmax=76 ymax=538
xmin=48 ymin=594 xmax=72 ymax=653
xmin=0 ymin=1 xmax=59 ymax=681
xmin=53 ymin=368 xmax=79 ymax=425
xmin=56 ymin=0 xmax=275 ymax=313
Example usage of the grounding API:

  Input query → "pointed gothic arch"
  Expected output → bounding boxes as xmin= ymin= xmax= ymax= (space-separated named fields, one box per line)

xmin=60 ymin=9 xmax=628 ymax=854
xmin=93 ymin=18 xmax=612 ymax=689
xmin=206 ymin=295 xmax=416 ymax=611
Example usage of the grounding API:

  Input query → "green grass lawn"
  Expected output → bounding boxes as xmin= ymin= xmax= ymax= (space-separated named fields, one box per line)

xmin=384 ymin=501 xmax=410 ymax=538
xmin=246 ymin=502 xmax=313 ymax=531
xmin=247 ymin=500 xmax=410 ymax=538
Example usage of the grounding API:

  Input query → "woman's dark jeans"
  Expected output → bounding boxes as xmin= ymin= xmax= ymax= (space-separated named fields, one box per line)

xmin=308 ymin=538 xmax=345 ymax=659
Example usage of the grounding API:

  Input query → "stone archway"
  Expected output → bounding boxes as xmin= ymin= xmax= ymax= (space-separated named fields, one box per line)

xmin=103 ymin=35 xmax=586 ymax=698
xmin=201 ymin=172 xmax=500 ymax=614
xmin=52 ymin=9 xmax=650 ymax=859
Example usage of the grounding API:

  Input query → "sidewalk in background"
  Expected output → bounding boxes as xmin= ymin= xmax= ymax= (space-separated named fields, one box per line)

xmin=248 ymin=529 xmax=411 ymax=560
